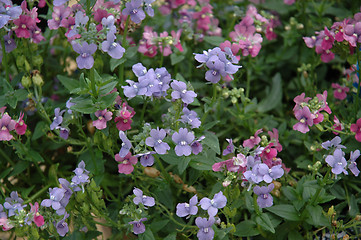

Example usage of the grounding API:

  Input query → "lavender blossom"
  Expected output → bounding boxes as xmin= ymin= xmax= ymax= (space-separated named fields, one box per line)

xmin=253 ymin=183 xmax=274 ymax=208
xmin=4 ymin=191 xmax=26 ymax=217
xmin=53 ymin=0 xmax=68 ymax=6
xmin=67 ymin=11 xmax=89 ymax=37
xmin=176 ymin=195 xmax=198 ymax=218
xmin=325 ymin=148 xmax=348 ymax=176
xmin=66 ymin=97 xmax=75 ymax=114
xmin=222 ymin=138 xmax=234 ymax=155
xmin=205 ymin=59 xmax=226 ymax=83
xmin=138 ymin=152 xmax=155 ymax=166
xmin=101 ymin=15 xmax=116 ymax=34
xmin=348 ymin=150 xmax=360 ymax=177
xmin=146 ymin=128 xmax=170 ymax=154
xmin=191 ymin=136 xmax=205 ymax=155
xmin=180 ymin=107 xmax=201 ymax=129
xmin=72 ymin=41 xmax=97 ymax=69
xmin=58 ymin=178 xmax=73 ymax=207
xmin=3 ymin=33 xmax=16 ymax=53
xmin=257 ymin=163 xmax=284 ymax=183
xmin=71 ymin=160 xmax=90 ymax=191
xmin=199 ymin=191 xmax=227 ymax=217
xmin=321 ymin=136 xmax=346 ymax=150
xmin=0 ymin=2 xmax=22 ymax=29
xmin=122 ymin=0 xmax=146 ymax=24
xmin=50 ymin=108 xmax=65 ymax=130
xmin=133 ymin=188 xmax=155 ymax=207
xmin=119 ymin=130 xmax=132 ymax=157
xmin=55 ymin=213 xmax=69 ymax=237
xmin=129 ymin=218 xmax=147 ymax=234
xmin=122 ymin=79 xmax=149 ymax=99
xmin=132 ymin=63 xmax=147 ymax=77
xmin=57 ymin=126 xmax=69 ymax=140
xmin=144 ymin=0 xmax=155 ymax=17
xmin=172 ymin=128 xmax=195 ymax=156
xmin=195 ymin=217 xmax=215 ymax=240
xmin=41 ymin=187 xmax=67 ymax=214
xmin=101 ymin=32 xmax=125 ymax=59
xmin=171 ymin=80 xmax=197 ymax=104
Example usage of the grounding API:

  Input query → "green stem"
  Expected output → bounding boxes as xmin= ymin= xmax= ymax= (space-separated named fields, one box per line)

xmin=154 ymin=155 xmax=172 ymax=184
xmin=253 ymin=192 xmax=261 ymax=215
xmin=118 ymin=16 xmax=130 ymax=84
xmin=310 ymin=168 xmax=331 ymax=205
xmin=90 ymin=67 xmax=97 ymax=98
xmin=0 ymin=148 xmax=14 ymax=166
xmin=246 ymin=65 xmax=251 ymax=98
xmin=139 ymin=99 xmax=148 ymax=125
xmin=1 ymin=32 xmax=10 ymax=82
xmin=24 ymin=184 xmax=52 ymax=204
xmin=157 ymin=202 xmax=197 ymax=229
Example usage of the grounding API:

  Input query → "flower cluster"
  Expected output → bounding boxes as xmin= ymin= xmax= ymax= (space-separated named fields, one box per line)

xmin=50 ymin=106 xmax=71 ymax=140
xmin=138 ymin=26 xmax=183 ymax=57
xmin=176 ymin=192 xmax=227 ymax=240
xmin=0 ymin=108 xmax=27 ymax=141
xmin=322 ymin=136 xmax=360 ymax=177
xmin=194 ymin=47 xmax=242 ymax=83
xmin=303 ymin=11 xmax=361 ymax=62
xmin=292 ymin=91 xmax=331 ymax=133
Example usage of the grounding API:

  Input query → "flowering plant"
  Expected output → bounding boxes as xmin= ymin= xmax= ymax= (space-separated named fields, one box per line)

xmin=1 ymin=0 xmax=361 ymax=239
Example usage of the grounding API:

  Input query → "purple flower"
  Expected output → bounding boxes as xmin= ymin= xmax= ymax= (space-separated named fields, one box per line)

xmin=101 ymin=15 xmax=116 ymax=34
xmin=139 ymin=70 xmax=161 ymax=97
xmin=293 ymin=106 xmax=315 ymax=133
xmin=0 ymin=3 xmax=22 ymax=29
xmin=4 ymin=191 xmax=26 ymax=217
xmin=122 ymin=80 xmax=148 ymax=99
xmin=93 ymin=109 xmax=113 ymax=130
xmin=171 ymin=80 xmax=197 ymax=104
xmin=243 ymin=163 xmax=264 ymax=184
xmin=325 ymin=148 xmax=348 ymax=176
xmin=58 ymin=178 xmax=73 ymax=206
xmin=0 ymin=204 xmax=6 ymax=218
xmin=66 ymin=97 xmax=75 ymax=114
xmin=48 ymin=5 xmax=71 ymax=30
xmin=144 ymin=0 xmax=155 ymax=17
xmin=71 ymin=160 xmax=90 ymax=191
xmin=222 ymin=138 xmax=234 ymax=155
xmin=119 ymin=130 xmax=132 ymax=157
xmin=199 ymin=191 xmax=227 ymax=217
xmin=253 ymin=183 xmax=274 ymax=208
xmin=257 ymin=163 xmax=284 ymax=183
xmin=0 ymin=114 xmax=16 ymax=141
xmin=57 ymin=126 xmax=69 ymax=140
xmin=67 ymin=11 xmax=89 ymax=37
xmin=321 ymin=136 xmax=346 ymax=150
xmin=55 ymin=213 xmax=69 ymax=237
xmin=53 ymin=0 xmax=68 ymax=6
xmin=172 ymin=128 xmax=195 ymax=156
xmin=101 ymin=32 xmax=125 ymax=59
xmin=205 ymin=59 xmax=226 ymax=83
xmin=72 ymin=41 xmax=97 ymax=69
xmin=176 ymin=195 xmax=198 ymax=218
xmin=181 ymin=107 xmax=201 ymax=129
xmin=129 ymin=218 xmax=147 ymax=234
xmin=195 ymin=217 xmax=215 ymax=240
xmin=191 ymin=136 xmax=205 ymax=155
xmin=348 ymin=150 xmax=360 ymax=177
xmin=138 ymin=152 xmax=155 ymax=166
xmin=50 ymin=108 xmax=65 ymax=130
xmin=122 ymin=0 xmax=146 ymax=24
xmin=154 ymin=67 xmax=171 ymax=97
xmin=41 ymin=187 xmax=67 ymax=215
xmin=146 ymin=128 xmax=170 ymax=154
xmin=132 ymin=63 xmax=147 ymax=77
xmin=3 ymin=32 xmax=16 ymax=53
xmin=133 ymin=188 xmax=155 ymax=207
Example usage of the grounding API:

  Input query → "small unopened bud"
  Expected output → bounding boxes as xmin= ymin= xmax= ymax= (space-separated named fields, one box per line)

xmin=87 ymin=120 xmax=95 ymax=135
xmin=297 ymin=23 xmax=304 ymax=29
xmin=32 ymin=71 xmax=44 ymax=86
xmin=222 ymin=180 xmax=231 ymax=187
xmin=183 ymin=184 xmax=196 ymax=193
xmin=144 ymin=167 xmax=160 ymax=178
xmin=21 ymin=76 xmax=32 ymax=88
xmin=355 ymin=215 xmax=361 ymax=221
xmin=285 ymin=25 xmax=291 ymax=31
xmin=343 ymin=234 xmax=350 ymax=240
xmin=303 ymin=70 xmax=308 ymax=78
xmin=272 ymin=181 xmax=282 ymax=189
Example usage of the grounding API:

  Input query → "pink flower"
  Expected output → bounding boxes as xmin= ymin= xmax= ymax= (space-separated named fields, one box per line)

xmin=92 ymin=109 xmax=113 ymax=130
xmin=316 ymin=90 xmax=331 ymax=114
xmin=30 ymin=202 xmax=45 ymax=227
xmin=293 ymin=92 xmax=311 ymax=112
xmin=0 ymin=217 xmax=13 ymax=231
xmin=293 ymin=106 xmax=315 ymax=133
xmin=13 ymin=15 xmax=36 ymax=38
xmin=268 ymin=128 xmax=282 ymax=152
xmin=114 ymin=103 xmax=135 ymax=131
xmin=115 ymin=152 xmax=138 ymax=174
xmin=284 ymin=0 xmax=295 ymax=5
xmin=243 ymin=129 xmax=262 ymax=149
xmin=332 ymin=115 xmax=344 ymax=135
xmin=15 ymin=112 xmax=27 ymax=135
xmin=0 ymin=114 xmax=16 ymax=141
xmin=350 ymin=118 xmax=361 ymax=142
xmin=331 ymin=83 xmax=349 ymax=100
xmin=230 ymin=16 xmax=255 ymax=42
xmin=260 ymin=143 xmax=277 ymax=160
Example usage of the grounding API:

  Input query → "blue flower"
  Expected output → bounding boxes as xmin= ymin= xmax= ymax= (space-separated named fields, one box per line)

xmin=325 ymin=148 xmax=348 ymax=176
xmin=181 ymin=107 xmax=201 ymax=129
xmin=348 ymin=150 xmax=360 ymax=177
xmin=122 ymin=0 xmax=146 ymax=24
xmin=172 ymin=128 xmax=195 ymax=156
xmin=129 ymin=218 xmax=147 ymax=234
xmin=101 ymin=32 xmax=125 ymax=59
xmin=254 ymin=183 xmax=274 ymax=208
xmin=171 ymin=80 xmax=197 ymax=104
xmin=50 ymin=108 xmax=65 ymax=130
xmin=72 ymin=41 xmax=97 ymax=69
xmin=199 ymin=191 xmax=227 ymax=217
xmin=176 ymin=195 xmax=198 ymax=218
xmin=195 ymin=217 xmax=215 ymax=240
xmin=119 ymin=131 xmax=132 ymax=157
xmin=145 ymin=128 xmax=170 ymax=154
xmin=133 ymin=188 xmax=155 ymax=207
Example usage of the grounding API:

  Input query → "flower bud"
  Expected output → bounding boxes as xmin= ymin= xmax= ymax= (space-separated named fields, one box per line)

xmin=33 ymin=55 xmax=43 ymax=67
xmin=16 ymin=55 xmax=26 ymax=68
xmin=32 ymin=71 xmax=44 ymax=86
xmin=183 ymin=184 xmax=196 ymax=193
xmin=355 ymin=215 xmax=361 ymax=221
xmin=24 ymin=60 xmax=31 ymax=72
xmin=144 ymin=167 xmax=160 ymax=178
xmin=21 ymin=76 xmax=32 ymax=88
xmin=272 ymin=181 xmax=282 ymax=189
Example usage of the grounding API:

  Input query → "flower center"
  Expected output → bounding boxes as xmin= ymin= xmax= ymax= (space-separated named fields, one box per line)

xmin=1 ymin=126 xmax=7 ymax=131
xmin=98 ymin=116 xmax=103 ymax=120
xmin=300 ymin=118 xmax=306 ymax=123
xmin=132 ymin=9 xmax=138 ymax=14
xmin=184 ymin=203 xmax=189 ymax=208
xmin=212 ymin=70 xmax=217 ymax=76
xmin=122 ymin=160 xmax=128 ymax=164
xmin=182 ymin=90 xmax=187 ymax=94
xmin=7 ymin=40 xmax=11 ymax=45
xmin=204 ymin=227 xmax=209 ymax=233
xmin=81 ymin=53 xmax=89 ymax=58
xmin=50 ymin=195 xmax=55 ymax=200
xmin=22 ymin=24 xmax=26 ymax=29
xmin=180 ymin=141 xmax=187 ymax=146
xmin=157 ymin=139 xmax=162 ymax=144
xmin=263 ymin=194 xmax=268 ymax=199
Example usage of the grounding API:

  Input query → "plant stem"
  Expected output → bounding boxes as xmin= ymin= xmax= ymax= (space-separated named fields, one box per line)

xmin=1 ymin=32 xmax=10 ymax=82
xmin=0 ymin=148 xmax=14 ymax=166
xmin=90 ymin=67 xmax=97 ymax=98
xmin=119 ymin=16 xmax=130 ymax=85
xmin=154 ymin=154 xmax=172 ymax=184
xmin=24 ymin=184 xmax=52 ymax=204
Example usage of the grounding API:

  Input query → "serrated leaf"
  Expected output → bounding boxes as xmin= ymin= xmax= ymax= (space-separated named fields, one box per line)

xmin=203 ymin=131 xmax=220 ymax=154
xmin=71 ymin=97 xmax=97 ymax=114
xmin=256 ymin=213 xmax=275 ymax=233
xmin=257 ymin=73 xmax=282 ymax=112
xmin=57 ymin=75 xmax=79 ymax=92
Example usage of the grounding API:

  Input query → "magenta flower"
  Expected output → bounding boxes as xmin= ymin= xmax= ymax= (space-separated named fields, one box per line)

xmin=47 ymin=5 xmax=71 ymax=30
xmin=293 ymin=92 xmax=311 ymax=112
xmin=331 ymin=83 xmax=349 ymax=100
xmin=0 ymin=114 xmax=16 ymax=141
xmin=350 ymin=118 xmax=361 ymax=142
xmin=92 ymin=109 xmax=113 ymax=130
xmin=13 ymin=15 xmax=36 ymax=39
xmin=293 ymin=106 xmax=315 ymax=133
xmin=72 ymin=41 xmax=97 ymax=69
xmin=332 ymin=115 xmax=344 ymax=135
xmin=243 ymin=129 xmax=262 ymax=149
xmin=30 ymin=202 xmax=44 ymax=227
xmin=115 ymin=152 xmax=138 ymax=174
xmin=114 ymin=103 xmax=135 ymax=131
xmin=15 ymin=112 xmax=27 ymax=135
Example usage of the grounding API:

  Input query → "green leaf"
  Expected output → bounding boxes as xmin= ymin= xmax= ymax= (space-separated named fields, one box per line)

xmin=266 ymin=204 xmax=301 ymax=221
xmin=175 ymin=73 xmax=186 ymax=82
xmin=288 ymin=231 xmax=303 ymax=240
xmin=98 ymin=92 xmax=118 ymax=109
xmin=203 ymin=36 xmax=225 ymax=46
xmin=203 ymin=131 xmax=220 ymax=154
xmin=256 ymin=213 xmax=275 ymax=233
xmin=32 ymin=121 xmax=48 ymax=141
xmin=257 ymin=73 xmax=282 ymax=112
xmin=164 ymin=233 xmax=177 ymax=240
xmin=28 ymin=150 xmax=45 ymax=162
xmin=0 ymin=168 xmax=12 ymax=179
xmin=349 ymin=194 xmax=359 ymax=217
xmin=98 ymin=81 xmax=118 ymax=95
xmin=233 ymin=220 xmax=259 ymax=237
xmin=71 ymin=97 xmax=97 ymax=114
xmin=170 ymin=53 xmax=185 ymax=65
xmin=150 ymin=220 xmax=169 ymax=233
xmin=139 ymin=228 xmax=155 ymax=240
xmin=178 ymin=156 xmax=191 ymax=175
xmin=110 ymin=58 xmax=126 ymax=72
xmin=14 ymin=89 xmax=28 ymax=102
xmin=9 ymin=161 xmax=29 ymax=177
xmin=6 ymin=92 xmax=17 ymax=108
xmin=305 ymin=205 xmax=328 ymax=227
xmin=57 ymin=75 xmax=79 ymax=92
xmin=159 ymin=151 xmax=179 ymax=165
